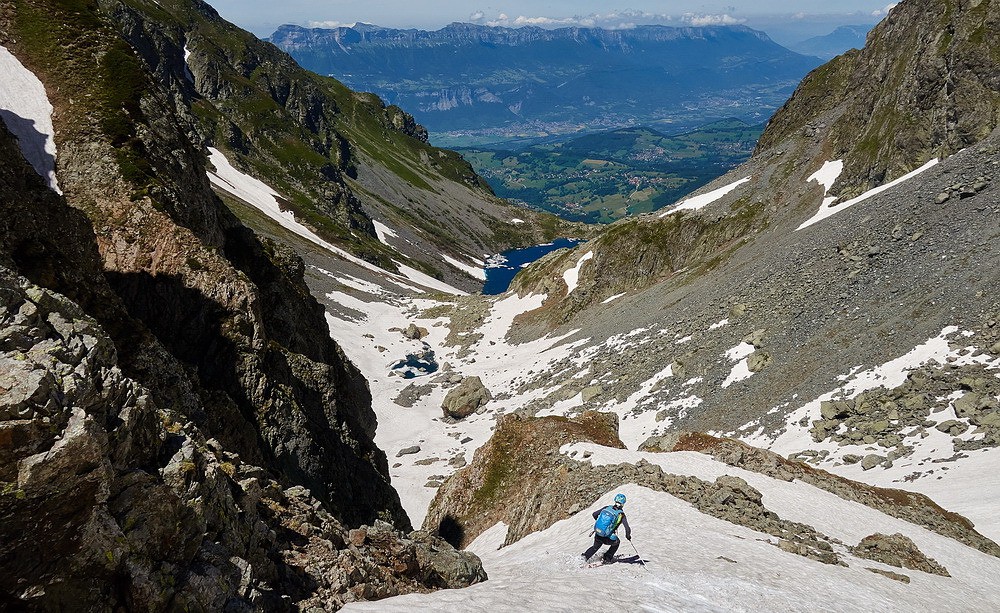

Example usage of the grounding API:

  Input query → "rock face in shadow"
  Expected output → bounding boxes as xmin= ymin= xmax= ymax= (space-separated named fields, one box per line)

xmin=0 ymin=1 xmax=488 ymax=607
xmin=3 ymin=0 xmax=403 ymax=528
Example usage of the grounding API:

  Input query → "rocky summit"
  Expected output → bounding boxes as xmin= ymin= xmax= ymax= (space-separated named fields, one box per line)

xmin=3 ymin=0 xmax=1000 ymax=611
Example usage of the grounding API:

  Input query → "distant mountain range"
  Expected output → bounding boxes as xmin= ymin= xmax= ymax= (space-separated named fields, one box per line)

xmin=788 ymin=25 xmax=871 ymax=59
xmin=268 ymin=23 xmax=822 ymax=145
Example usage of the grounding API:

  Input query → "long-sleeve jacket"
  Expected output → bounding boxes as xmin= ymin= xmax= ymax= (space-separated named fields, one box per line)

xmin=592 ymin=505 xmax=631 ymax=540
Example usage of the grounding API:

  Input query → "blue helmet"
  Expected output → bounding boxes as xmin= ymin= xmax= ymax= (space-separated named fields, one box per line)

xmin=614 ymin=493 xmax=626 ymax=505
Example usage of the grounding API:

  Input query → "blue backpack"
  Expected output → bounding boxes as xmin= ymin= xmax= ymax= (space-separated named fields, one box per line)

xmin=594 ymin=506 xmax=623 ymax=537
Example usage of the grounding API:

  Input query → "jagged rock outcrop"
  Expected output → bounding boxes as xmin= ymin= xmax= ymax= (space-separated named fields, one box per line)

xmin=664 ymin=432 xmax=1000 ymax=557
xmin=0 ymin=262 xmax=486 ymax=610
xmin=3 ymin=0 xmax=405 ymax=529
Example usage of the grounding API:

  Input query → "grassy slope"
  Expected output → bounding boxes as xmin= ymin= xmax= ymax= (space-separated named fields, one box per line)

xmin=130 ymin=0 xmax=575 ymax=279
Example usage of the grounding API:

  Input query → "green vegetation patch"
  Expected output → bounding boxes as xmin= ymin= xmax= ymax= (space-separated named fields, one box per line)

xmin=460 ymin=120 xmax=762 ymax=223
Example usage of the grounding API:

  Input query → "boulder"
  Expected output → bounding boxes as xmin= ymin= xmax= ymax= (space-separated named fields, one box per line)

xmin=747 ymin=351 xmax=772 ymax=373
xmin=861 ymin=454 xmax=885 ymax=471
xmin=441 ymin=376 xmax=492 ymax=419
xmin=403 ymin=324 xmax=429 ymax=340
xmin=410 ymin=530 xmax=489 ymax=588
xmin=973 ymin=412 xmax=1000 ymax=427
xmin=953 ymin=392 xmax=986 ymax=418
xmin=581 ymin=385 xmax=603 ymax=403
xmin=397 ymin=445 xmax=421 ymax=457
xmin=935 ymin=420 xmax=968 ymax=436
xmin=820 ymin=401 xmax=851 ymax=420
xmin=742 ymin=329 xmax=766 ymax=348
xmin=851 ymin=533 xmax=950 ymax=576
xmin=639 ymin=432 xmax=682 ymax=453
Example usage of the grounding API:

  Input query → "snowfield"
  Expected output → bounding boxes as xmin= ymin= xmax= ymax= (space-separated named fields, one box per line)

xmin=0 ymin=44 xmax=61 ymax=193
xmin=345 ymin=466 xmax=1000 ymax=612
xmin=738 ymin=326 xmax=1000 ymax=540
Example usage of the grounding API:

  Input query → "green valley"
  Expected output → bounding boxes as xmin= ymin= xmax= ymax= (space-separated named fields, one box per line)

xmin=458 ymin=119 xmax=763 ymax=223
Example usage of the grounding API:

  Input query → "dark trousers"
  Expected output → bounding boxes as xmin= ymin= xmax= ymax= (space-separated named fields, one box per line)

xmin=583 ymin=534 xmax=620 ymax=561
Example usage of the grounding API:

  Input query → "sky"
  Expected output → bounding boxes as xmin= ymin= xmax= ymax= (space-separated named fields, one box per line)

xmin=209 ymin=1 xmax=898 ymax=44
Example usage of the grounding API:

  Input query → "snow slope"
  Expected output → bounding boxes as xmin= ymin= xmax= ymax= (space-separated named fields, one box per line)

xmin=206 ymin=147 xmax=465 ymax=295
xmin=344 ymin=447 xmax=1000 ymax=612
xmin=563 ymin=251 xmax=593 ymax=294
xmin=659 ymin=177 xmax=751 ymax=216
xmin=0 ymin=45 xmax=61 ymax=193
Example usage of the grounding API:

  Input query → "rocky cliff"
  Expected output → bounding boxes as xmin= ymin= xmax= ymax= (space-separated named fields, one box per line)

xmin=757 ymin=0 xmax=1000 ymax=198
xmin=0 ymin=0 xmax=489 ymax=608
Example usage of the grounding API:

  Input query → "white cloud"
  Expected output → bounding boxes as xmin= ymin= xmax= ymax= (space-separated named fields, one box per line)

xmin=308 ymin=20 xmax=356 ymax=29
xmin=485 ymin=12 xmax=509 ymax=26
xmin=512 ymin=15 xmax=584 ymax=26
xmin=871 ymin=3 xmax=898 ymax=17
xmin=483 ymin=10 xmax=673 ymax=29
xmin=683 ymin=13 xmax=745 ymax=27
xmin=469 ymin=10 xmax=485 ymax=22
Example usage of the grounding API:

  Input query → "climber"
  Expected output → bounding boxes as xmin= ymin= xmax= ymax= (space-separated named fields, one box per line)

xmin=581 ymin=493 xmax=631 ymax=564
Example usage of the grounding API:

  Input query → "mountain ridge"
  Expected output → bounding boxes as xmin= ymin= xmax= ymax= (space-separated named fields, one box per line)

xmin=269 ymin=21 xmax=821 ymax=139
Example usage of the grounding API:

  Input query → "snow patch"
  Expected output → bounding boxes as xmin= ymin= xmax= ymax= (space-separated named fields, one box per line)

xmin=709 ymin=318 xmax=729 ymax=330
xmin=601 ymin=293 xmax=627 ymax=305
xmin=562 ymin=251 xmax=593 ymax=295
xmin=441 ymin=253 xmax=487 ymax=281
xmin=372 ymin=220 xmax=398 ymax=245
xmin=808 ymin=159 xmax=844 ymax=195
xmin=0 ymin=45 xmax=61 ymax=193
xmin=660 ymin=176 xmax=750 ymax=216
xmin=477 ymin=292 xmax=546 ymax=347
xmin=724 ymin=342 xmax=755 ymax=362
xmin=394 ymin=262 xmax=467 ymax=295
xmin=798 ymin=159 xmax=939 ymax=231
xmin=721 ymin=358 xmax=753 ymax=388
xmin=510 ymin=218 xmax=525 ymax=224
xmin=182 ymin=44 xmax=195 ymax=83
